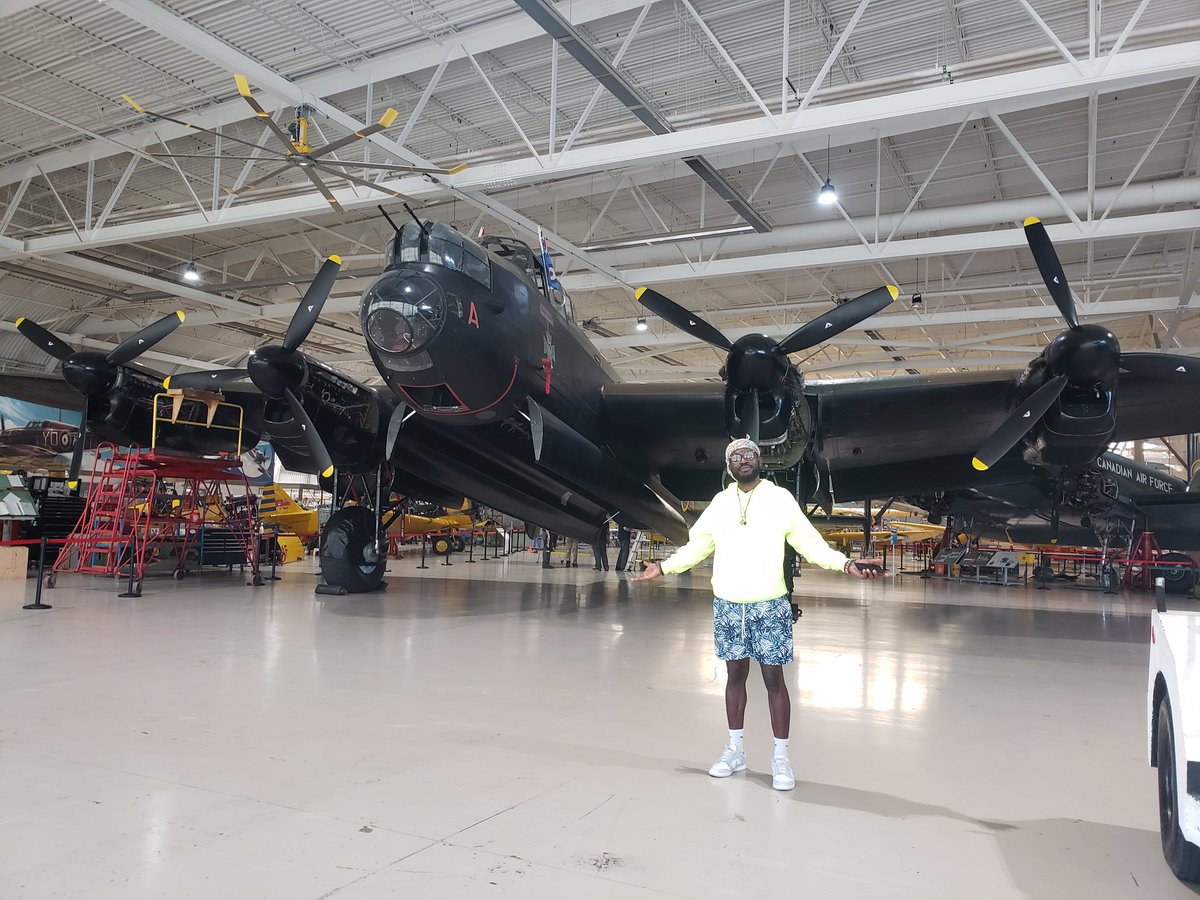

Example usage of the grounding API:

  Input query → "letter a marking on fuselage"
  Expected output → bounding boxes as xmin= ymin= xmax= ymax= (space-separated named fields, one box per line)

xmin=468 ymin=302 xmax=480 ymax=328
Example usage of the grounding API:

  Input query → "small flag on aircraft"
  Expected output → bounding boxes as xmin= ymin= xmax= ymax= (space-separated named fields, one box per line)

xmin=537 ymin=227 xmax=562 ymax=292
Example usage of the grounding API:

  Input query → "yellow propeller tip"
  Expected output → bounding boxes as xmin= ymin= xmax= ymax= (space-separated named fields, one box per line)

xmin=328 ymin=254 xmax=342 ymax=266
xmin=67 ymin=481 xmax=77 ymax=490
xmin=321 ymin=466 xmax=335 ymax=479
xmin=1023 ymin=216 xmax=1041 ymax=227
xmin=175 ymin=310 xmax=185 ymax=322
xmin=122 ymin=94 xmax=145 ymax=113
xmin=15 ymin=316 xmax=24 ymax=327
xmin=971 ymin=458 xmax=989 ymax=471
xmin=162 ymin=377 xmax=171 ymax=390
xmin=171 ymin=499 xmax=180 ymax=508
xmin=447 ymin=163 xmax=469 ymax=175
xmin=234 ymin=74 xmax=251 ymax=96
xmin=635 ymin=287 xmax=647 ymax=301
xmin=1050 ymin=539 xmax=1058 ymax=545
xmin=886 ymin=284 xmax=899 ymax=301
xmin=379 ymin=108 xmax=399 ymax=128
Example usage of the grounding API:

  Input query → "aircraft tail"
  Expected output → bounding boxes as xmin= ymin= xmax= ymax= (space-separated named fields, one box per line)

xmin=261 ymin=483 xmax=302 ymax=513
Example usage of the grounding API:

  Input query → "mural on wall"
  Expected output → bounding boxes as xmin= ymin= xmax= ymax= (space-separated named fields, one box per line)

xmin=0 ymin=394 xmax=274 ymax=484
xmin=0 ymin=396 xmax=85 ymax=470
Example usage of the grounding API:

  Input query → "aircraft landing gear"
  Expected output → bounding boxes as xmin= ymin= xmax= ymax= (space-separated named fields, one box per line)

xmin=320 ymin=506 xmax=386 ymax=593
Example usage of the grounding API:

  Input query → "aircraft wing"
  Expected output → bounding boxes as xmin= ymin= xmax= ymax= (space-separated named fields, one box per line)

xmin=1112 ymin=372 xmax=1200 ymax=441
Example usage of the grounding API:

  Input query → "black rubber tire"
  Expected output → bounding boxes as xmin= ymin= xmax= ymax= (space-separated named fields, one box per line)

xmin=319 ymin=507 xmax=386 ymax=594
xmin=172 ymin=568 xmax=184 ymax=581
xmin=431 ymin=536 xmax=452 ymax=556
xmin=45 ymin=572 xmax=57 ymax=589
xmin=1157 ymin=694 xmax=1200 ymax=882
xmin=1154 ymin=552 xmax=1197 ymax=596
xmin=450 ymin=537 xmax=465 ymax=553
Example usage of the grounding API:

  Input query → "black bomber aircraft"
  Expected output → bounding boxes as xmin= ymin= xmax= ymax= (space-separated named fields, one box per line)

xmin=15 ymin=213 xmax=1200 ymax=595
xmin=163 ymin=211 xmax=1200 ymax=594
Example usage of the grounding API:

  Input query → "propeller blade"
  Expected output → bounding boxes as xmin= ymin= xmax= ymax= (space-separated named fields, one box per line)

xmin=283 ymin=256 xmax=343 ymax=351
xmin=971 ymin=374 xmax=1069 ymax=472
xmin=308 ymin=108 xmax=399 ymax=159
xmin=1023 ymin=217 xmax=1078 ymax=329
xmin=15 ymin=317 xmax=74 ymax=361
xmin=162 ymin=368 xmax=250 ymax=391
xmin=384 ymin=401 xmax=409 ymax=460
xmin=284 ymin=387 xmax=334 ymax=480
xmin=1120 ymin=352 xmax=1200 ymax=380
xmin=106 ymin=311 xmax=185 ymax=365
xmin=743 ymin=387 xmax=760 ymax=444
xmin=778 ymin=285 xmax=898 ymax=355
xmin=67 ymin=397 xmax=87 ymax=490
xmin=635 ymin=287 xmax=732 ymax=351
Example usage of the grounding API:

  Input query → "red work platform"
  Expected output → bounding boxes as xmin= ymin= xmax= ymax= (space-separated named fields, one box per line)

xmin=49 ymin=444 xmax=261 ymax=592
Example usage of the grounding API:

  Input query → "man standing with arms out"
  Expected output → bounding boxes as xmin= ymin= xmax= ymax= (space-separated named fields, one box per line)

xmin=633 ymin=438 xmax=883 ymax=790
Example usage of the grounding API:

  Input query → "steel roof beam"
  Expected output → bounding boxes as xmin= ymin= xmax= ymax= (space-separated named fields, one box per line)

xmin=512 ymin=0 xmax=771 ymax=233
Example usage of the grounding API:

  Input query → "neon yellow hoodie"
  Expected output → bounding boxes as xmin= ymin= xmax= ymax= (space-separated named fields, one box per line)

xmin=660 ymin=480 xmax=850 ymax=602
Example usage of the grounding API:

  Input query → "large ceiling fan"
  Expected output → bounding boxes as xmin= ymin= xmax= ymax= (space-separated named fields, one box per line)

xmin=124 ymin=75 xmax=465 ymax=213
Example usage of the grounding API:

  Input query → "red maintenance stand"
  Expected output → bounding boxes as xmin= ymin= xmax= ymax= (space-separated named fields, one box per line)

xmin=48 ymin=444 xmax=261 ymax=594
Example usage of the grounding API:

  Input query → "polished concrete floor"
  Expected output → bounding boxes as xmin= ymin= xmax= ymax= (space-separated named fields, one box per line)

xmin=2 ymin=551 xmax=1192 ymax=898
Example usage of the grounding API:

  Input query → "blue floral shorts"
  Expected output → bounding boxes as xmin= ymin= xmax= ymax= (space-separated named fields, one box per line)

xmin=713 ymin=596 xmax=793 ymax=665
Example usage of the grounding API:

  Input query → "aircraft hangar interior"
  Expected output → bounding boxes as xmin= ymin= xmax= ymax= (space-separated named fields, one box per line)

xmin=2 ymin=0 xmax=1200 ymax=896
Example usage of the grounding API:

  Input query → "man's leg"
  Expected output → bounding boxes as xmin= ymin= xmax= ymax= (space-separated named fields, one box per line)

xmin=725 ymin=658 xmax=751 ymax=729
xmin=760 ymin=664 xmax=790 ymax=739
xmin=709 ymin=657 xmax=750 ymax=778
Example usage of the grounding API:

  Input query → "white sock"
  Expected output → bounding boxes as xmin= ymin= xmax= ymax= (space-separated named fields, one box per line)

xmin=728 ymin=729 xmax=744 ymax=751
xmin=773 ymin=737 xmax=789 ymax=758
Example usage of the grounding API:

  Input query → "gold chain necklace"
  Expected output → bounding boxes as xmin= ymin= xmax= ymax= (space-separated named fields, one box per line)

xmin=736 ymin=484 xmax=759 ymax=525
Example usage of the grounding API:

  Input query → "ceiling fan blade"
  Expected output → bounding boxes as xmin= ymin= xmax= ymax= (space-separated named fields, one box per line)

xmin=311 ymin=162 xmax=424 ymax=204
xmin=385 ymin=401 xmax=409 ymax=460
xmin=233 ymin=74 xmax=301 ymax=155
xmin=299 ymin=164 xmax=344 ymax=212
xmin=743 ymin=387 xmax=760 ymax=444
xmin=1023 ymin=217 xmax=1078 ymax=329
xmin=1119 ymin=352 xmax=1200 ymax=380
xmin=635 ymin=287 xmax=733 ymax=351
xmin=150 ymin=153 xmax=288 ymax=162
xmin=162 ymin=368 xmax=250 ymax=391
xmin=971 ymin=374 xmax=1069 ymax=472
xmin=106 ymin=310 xmax=185 ymax=365
xmin=15 ymin=317 xmax=74 ymax=361
xmin=284 ymin=387 xmax=334 ymax=479
xmin=67 ymin=398 xmax=87 ymax=489
xmin=121 ymin=94 xmax=273 ymax=152
xmin=308 ymin=108 xmax=399 ymax=159
xmin=316 ymin=159 xmax=452 ymax=175
xmin=226 ymin=162 xmax=294 ymax=196
xmin=778 ymin=285 xmax=898 ymax=354
xmin=283 ymin=256 xmax=343 ymax=351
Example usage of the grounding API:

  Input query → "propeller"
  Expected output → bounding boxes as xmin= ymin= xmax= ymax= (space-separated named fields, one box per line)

xmin=15 ymin=310 xmax=185 ymax=488
xmin=637 ymin=284 xmax=898 ymax=440
xmin=971 ymin=375 xmax=1068 ymax=472
xmin=970 ymin=219 xmax=1200 ymax=471
xmin=1023 ymin=217 xmax=1078 ymax=329
xmin=164 ymin=256 xmax=343 ymax=479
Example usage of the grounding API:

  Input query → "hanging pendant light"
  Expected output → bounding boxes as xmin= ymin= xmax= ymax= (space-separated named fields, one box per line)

xmin=817 ymin=135 xmax=837 ymax=206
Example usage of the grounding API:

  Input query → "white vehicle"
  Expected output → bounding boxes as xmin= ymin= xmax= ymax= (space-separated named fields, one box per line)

xmin=1148 ymin=578 xmax=1200 ymax=882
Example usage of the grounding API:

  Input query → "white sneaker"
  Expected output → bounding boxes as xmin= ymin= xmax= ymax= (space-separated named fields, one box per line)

xmin=772 ymin=755 xmax=795 ymax=791
xmin=708 ymin=745 xmax=746 ymax=778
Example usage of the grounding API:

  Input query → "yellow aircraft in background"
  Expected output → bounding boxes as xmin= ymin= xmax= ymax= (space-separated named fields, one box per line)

xmin=259 ymin=484 xmax=319 ymax=539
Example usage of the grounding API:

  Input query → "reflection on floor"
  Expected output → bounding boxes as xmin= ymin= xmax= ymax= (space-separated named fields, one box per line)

xmin=2 ymin=554 xmax=1190 ymax=898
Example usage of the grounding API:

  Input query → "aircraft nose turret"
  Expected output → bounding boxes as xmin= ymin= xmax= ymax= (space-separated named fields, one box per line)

xmin=362 ymin=271 xmax=448 ymax=357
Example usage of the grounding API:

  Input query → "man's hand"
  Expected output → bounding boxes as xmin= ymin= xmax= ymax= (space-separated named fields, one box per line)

xmin=847 ymin=557 xmax=886 ymax=579
xmin=631 ymin=561 xmax=662 ymax=582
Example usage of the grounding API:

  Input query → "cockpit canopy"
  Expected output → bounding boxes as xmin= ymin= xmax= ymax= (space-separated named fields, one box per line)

xmin=385 ymin=222 xmax=573 ymax=321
